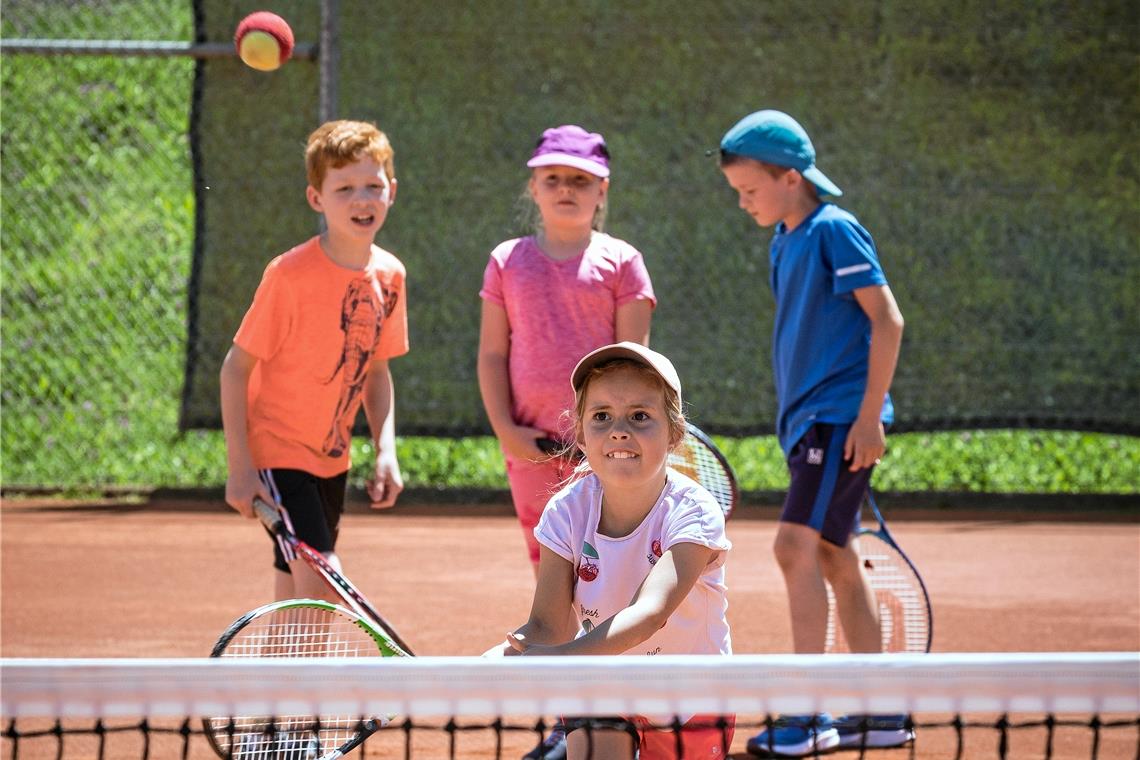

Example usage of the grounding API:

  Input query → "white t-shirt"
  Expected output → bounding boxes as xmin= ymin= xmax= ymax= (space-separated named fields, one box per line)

xmin=535 ymin=470 xmax=732 ymax=657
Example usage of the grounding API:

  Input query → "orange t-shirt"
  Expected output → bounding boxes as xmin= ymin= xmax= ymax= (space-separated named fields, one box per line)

xmin=234 ymin=236 xmax=409 ymax=477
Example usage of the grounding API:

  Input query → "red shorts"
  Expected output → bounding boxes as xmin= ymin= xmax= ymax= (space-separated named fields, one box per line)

xmin=632 ymin=714 xmax=736 ymax=759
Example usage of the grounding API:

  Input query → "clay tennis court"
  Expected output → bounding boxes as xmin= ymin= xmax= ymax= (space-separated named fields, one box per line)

xmin=2 ymin=495 xmax=1137 ymax=759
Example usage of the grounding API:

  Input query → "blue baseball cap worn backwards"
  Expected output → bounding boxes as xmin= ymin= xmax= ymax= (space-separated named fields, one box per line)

xmin=719 ymin=110 xmax=842 ymax=197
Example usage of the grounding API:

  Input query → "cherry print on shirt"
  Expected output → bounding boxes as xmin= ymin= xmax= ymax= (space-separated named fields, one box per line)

xmin=578 ymin=540 xmax=600 ymax=582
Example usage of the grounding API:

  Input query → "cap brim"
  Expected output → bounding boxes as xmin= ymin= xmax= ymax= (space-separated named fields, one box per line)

xmin=803 ymin=166 xmax=842 ymax=197
xmin=571 ymin=342 xmax=681 ymax=402
xmin=527 ymin=153 xmax=610 ymax=178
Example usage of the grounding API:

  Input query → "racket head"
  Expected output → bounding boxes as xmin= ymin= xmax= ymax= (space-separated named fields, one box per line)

xmin=290 ymin=540 xmax=415 ymax=656
xmin=252 ymin=497 xmax=415 ymax=656
xmin=203 ymin=599 xmax=396 ymax=759
xmin=825 ymin=530 xmax=933 ymax=654
xmin=667 ymin=423 xmax=739 ymax=519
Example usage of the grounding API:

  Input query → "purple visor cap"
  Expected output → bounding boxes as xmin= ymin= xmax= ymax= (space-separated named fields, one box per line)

xmin=526 ymin=124 xmax=610 ymax=178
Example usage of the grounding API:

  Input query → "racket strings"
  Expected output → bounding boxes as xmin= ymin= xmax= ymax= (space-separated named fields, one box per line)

xmin=207 ymin=605 xmax=386 ymax=757
xmin=667 ymin=435 xmax=736 ymax=516
xmin=825 ymin=536 xmax=930 ymax=653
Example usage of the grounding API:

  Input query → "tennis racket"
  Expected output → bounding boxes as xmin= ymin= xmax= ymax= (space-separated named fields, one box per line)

xmin=204 ymin=599 xmax=401 ymax=759
xmin=824 ymin=488 xmax=933 ymax=653
xmin=537 ymin=422 xmax=739 ymax=519
xmin=252 ymin=496 xmax=415 ymax=655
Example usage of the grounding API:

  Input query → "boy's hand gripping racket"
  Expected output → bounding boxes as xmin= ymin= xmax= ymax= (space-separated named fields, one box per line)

xmin=204 ymin=498 xmax=416 ymax=759
xmin=825 ymin=489 xmax=933 ymax=653
xmin=538 ymin=422 xmax=739 ymax=519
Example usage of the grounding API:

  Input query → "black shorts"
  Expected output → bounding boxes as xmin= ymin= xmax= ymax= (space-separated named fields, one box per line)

xmin=780 ymin=423 xmax=874 ymax=548
xmin=259 ymin=468 xmax=347 ymax=572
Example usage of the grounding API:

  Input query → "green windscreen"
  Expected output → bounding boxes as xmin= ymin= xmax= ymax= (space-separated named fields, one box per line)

xmin=182 ymin=0 xmax=1139 ymax=436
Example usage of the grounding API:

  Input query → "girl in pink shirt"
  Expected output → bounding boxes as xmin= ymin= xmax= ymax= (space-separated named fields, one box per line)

xmin=478 ymin=125 xmax=656 ymax=573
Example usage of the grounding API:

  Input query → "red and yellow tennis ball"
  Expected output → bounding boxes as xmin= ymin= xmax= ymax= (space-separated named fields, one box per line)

xmin=234 ymin=11 xmax=294 ymax=72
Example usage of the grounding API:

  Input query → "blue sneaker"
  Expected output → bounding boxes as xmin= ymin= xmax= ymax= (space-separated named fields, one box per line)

xmin=746 ymin=714 xmax=839 ymax=757
xmin=834 ymin=714 xmax=916 ymax=748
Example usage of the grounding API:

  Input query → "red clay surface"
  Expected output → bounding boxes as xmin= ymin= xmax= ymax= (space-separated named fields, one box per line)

xmin=1 ymin=497 xmax=1137 ymax=759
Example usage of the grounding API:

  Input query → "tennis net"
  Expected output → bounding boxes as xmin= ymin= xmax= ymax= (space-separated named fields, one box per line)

xmin=2 ymin=653 xmax=1137 ymax=759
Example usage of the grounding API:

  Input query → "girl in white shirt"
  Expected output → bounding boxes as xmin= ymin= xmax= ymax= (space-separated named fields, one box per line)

xmin=484 ymin=342 xmax=734 ymax=760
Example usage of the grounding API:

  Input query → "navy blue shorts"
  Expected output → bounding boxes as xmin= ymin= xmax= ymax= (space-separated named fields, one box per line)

xmin=259 ymin=468 xmax=347 ymax=572
xmin=780 ymin=423 xmax=874 ymax=547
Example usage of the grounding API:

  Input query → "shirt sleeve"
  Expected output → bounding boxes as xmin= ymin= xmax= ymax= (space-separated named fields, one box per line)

xmin=662 ymin=481 xmax=731 ymax=556
xmin=822 ymin=218 xmax=888 ymax=296
xmin=233 ymin=259 xmax=294 ymax=361
xmin=478 ymin=243 xmax=508 ymax=307
xmin=373 ymin=262 xmax=409 ymax=362
xmin=614 ymin=244 xmax=657 ymax=308
xmin=534 ymin=486 xmax=578 ymax=563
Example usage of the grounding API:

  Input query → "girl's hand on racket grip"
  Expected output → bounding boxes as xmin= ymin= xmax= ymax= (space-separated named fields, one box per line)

xmin=367 ymin=450 xmax=404 ymax=509
xmin=501 ymin=424 xmax=552 ymax=462
xmin=225 ymin=468 xmax=273 ymax=519
xmin=843 ymin=416 xmax=886 ymax=471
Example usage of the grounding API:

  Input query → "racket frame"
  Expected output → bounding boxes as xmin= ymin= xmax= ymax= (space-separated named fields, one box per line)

xmin=671 ymin=423 xmax=740 ymax=519
xmin=204 ymin=598 xmax=392 ymax=759
xmin=252 ymin=497 xmax=414 ymax=656
xmin=862 ymin=489 xmax=933 ymax=651
xmin=825 ymin=488 xmax=933 ymax=653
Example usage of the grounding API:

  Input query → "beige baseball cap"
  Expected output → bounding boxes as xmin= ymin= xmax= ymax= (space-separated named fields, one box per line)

xmin=571 ymin=342 xmax=681 ymax=403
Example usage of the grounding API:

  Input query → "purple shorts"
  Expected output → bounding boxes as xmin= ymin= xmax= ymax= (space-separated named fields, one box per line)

xmin=780 ymin=423 xmax=874 ymax=547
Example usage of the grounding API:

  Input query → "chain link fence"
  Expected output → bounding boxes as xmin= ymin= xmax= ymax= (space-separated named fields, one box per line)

xmin=2 ymin=1 xmax=198 ymax=488
xmin=3 ymin=1 xmax=1137 ymax=492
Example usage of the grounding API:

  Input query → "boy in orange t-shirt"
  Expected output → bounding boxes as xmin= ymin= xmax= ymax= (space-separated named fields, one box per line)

xmin=220 ymin=120 xmax=409 ymax=602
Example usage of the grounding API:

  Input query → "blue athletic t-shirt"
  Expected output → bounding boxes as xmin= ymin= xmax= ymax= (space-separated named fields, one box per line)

xmin=769 ymin=202 xmax=893 ymax=455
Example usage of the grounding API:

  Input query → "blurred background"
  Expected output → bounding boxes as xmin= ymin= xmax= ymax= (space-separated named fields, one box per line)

xmin=2 ymin=0 xmax=1137 ymax=500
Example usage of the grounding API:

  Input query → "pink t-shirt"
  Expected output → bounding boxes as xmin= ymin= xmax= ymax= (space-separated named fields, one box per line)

xmin=535 ymin=470 xmax=732 ymax=657
xmin=479 ymin=233 xmax=656 ymax=439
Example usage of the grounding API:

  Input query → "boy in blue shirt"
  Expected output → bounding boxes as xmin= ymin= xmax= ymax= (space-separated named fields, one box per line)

xmin=719 ymin=110 xmax=908 ymax=757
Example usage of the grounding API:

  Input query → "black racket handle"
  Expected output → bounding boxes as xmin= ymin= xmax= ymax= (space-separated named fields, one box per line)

xmin=535 ymin=437 xmax=561 ymax=455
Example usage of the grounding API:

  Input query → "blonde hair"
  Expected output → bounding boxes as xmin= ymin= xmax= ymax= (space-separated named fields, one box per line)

xmin=305 ymin=120 xmax=394 ymax=191
xmin=572 ymin=359 xmax=686 ymax=450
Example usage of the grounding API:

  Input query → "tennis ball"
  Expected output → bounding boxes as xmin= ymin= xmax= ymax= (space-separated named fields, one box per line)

xmin=234 ymin=11 xmax=294 ymax=72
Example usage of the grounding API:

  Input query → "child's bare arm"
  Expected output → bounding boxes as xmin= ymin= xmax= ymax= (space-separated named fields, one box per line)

xmin=847 ymin=284 xmax=905 ymax=470
xmin=516 ymin=542 xmax=715 ymax=656
xmin=477 ymin=300 xmax=548 ymax=459
xmin=484 ymin=545 xmax=576 ymax=656
xmin=219 ymin=345 xmax=272 ymax=517
xmin=362 ymin=360 xmax=402 ymax=508
xmin=614 ymin=299 xmax=653 ymax=345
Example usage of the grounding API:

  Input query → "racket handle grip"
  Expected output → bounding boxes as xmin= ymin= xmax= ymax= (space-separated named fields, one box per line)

xmin=251 ymin=496 xmax=283 ymax=530
xmin=535 ymin=437 xmax=561 ymax=455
